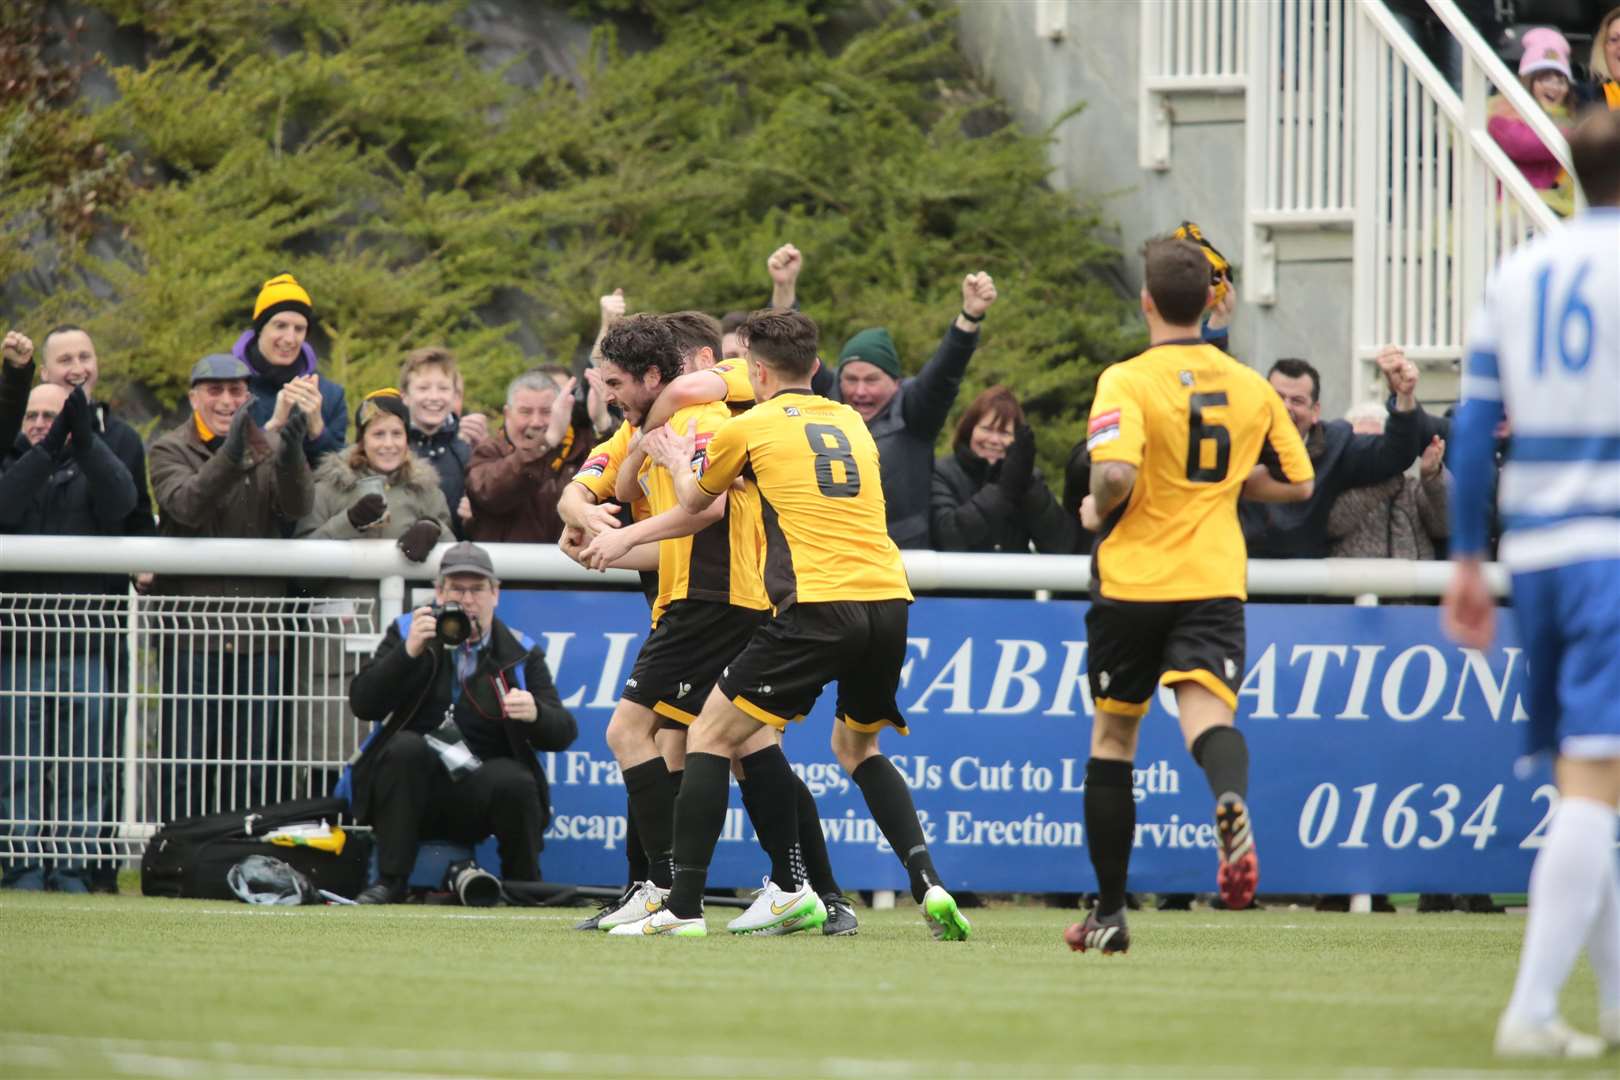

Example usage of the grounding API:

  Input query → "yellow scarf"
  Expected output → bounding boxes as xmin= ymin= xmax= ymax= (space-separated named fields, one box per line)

xmin=193 ymin=410 xmax=217 ymax=443
xmin=1606 ymin=81 xmax=1620 ymax=110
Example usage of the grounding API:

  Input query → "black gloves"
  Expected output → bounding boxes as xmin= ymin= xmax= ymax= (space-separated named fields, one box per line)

xmin=277 ymin=406 xmax=308 ymax=463
xmin=997 ymin=424 xmax=1036 ymax=495
xmin=347 ymin=493 xmax=388 ymax=530
xmin=40 ymin=397 xmax=74 ymax=457
xmin=397 ymin=519 xmax=442 ymax=563
xmin=221 ymin=408 xmax=254 ymax=463
xmin=66 ymin=387 xmax=96 ymax=454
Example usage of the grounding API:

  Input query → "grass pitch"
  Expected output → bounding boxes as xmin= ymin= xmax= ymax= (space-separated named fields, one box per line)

xmin=0 ymin=893 xmax=1610 ymax=1078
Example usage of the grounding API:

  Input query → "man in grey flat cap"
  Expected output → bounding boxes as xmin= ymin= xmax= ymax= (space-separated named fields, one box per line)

xmin=148 ymin=354 xmax=316 ymax=819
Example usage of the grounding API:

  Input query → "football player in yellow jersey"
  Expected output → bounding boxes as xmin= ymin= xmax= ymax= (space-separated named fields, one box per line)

xmin=586 ymin=309 xmax=861 ymax=937
xmin=571 ymin=313 xmax=837 ymax=936
xmin=616 ymin=309 xmax=969 ymax=940
xmin=1065 ymin=237 xmax=1315 ymax=956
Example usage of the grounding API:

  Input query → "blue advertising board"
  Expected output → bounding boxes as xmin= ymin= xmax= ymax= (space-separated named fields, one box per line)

xmin=496 ymin=591 xmax=1558 ymax=894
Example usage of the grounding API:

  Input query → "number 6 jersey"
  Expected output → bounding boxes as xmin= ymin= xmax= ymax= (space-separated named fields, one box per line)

xmin=1087 ymin=341 xmax=1313 ymax=602
xmin=695 ymin=389 xmax=913 ymax=609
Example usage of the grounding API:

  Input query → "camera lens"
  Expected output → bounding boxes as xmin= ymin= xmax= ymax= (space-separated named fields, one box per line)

xmin=435 ymin=602 xmax=471 ymax=646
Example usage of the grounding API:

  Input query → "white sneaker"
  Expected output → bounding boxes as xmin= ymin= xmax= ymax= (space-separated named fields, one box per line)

xmin=1494 ymin=1015 xmax=1606 ymax=1058
xmin=595 ymin=880 xmax=668 ymax=931
xmin=607 ymin=907 xmax=707 ymax=937
xmin=725 ymin=877 xmax=822 ymax=935
xmin=1600 ymin=1007 xmax=1619 ymax=1049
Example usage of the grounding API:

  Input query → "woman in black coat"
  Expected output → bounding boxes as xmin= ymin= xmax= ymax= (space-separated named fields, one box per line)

xmin=930 ymin=385 xmax=1075 ymax=553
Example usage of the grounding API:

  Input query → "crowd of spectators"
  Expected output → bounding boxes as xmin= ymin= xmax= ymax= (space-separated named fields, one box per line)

xmin=1480 ymin=6 xmax=1620 ymax=216
xmin=0 ymin=234 xmax=1478 ymax=896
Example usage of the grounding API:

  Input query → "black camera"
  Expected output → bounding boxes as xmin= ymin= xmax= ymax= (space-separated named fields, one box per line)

xmin=444 ymin=858 xmax=500 ymax=907
xmin=432 ymin=602 xmax=472 ymax=646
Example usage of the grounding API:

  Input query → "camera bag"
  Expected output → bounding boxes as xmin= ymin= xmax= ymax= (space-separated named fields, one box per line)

xmin=141 ymin=796 xmax=373 ymax=901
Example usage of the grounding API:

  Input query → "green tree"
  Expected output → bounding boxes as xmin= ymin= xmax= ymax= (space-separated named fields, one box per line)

xmin=3 ymin=0 xmax=1139 ymax=473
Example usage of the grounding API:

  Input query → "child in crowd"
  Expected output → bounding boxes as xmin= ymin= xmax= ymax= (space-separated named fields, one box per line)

xmin=1488 ymin=28 xmax=1578 ymax=217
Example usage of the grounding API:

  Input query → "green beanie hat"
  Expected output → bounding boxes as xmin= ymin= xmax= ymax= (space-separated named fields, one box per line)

xmin=838 ymin=327 xmax=901 ymax=379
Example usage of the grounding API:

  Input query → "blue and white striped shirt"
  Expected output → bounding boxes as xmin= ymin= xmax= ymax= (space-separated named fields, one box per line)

xmin=1451 ymin=208 xmax=1620 ymax=571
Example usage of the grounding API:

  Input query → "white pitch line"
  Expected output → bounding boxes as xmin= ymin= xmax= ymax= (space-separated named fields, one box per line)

xmin=0 ymin=1033 xmax=1579 ymax=1080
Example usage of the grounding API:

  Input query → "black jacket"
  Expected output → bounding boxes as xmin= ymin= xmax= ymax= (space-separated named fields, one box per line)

xmin=930 ymin=445 xmax=1075 ymax=554
xmin=409 ymin=417 xmax=473 ymax=539
xmin=814 ymin=321 xmax=979 ymax=549
xmin=0 ymin=359 xmax=30 ymax=451
xmin=96 ymin=406 xmax=157 ymax=537
xmin=347 ymin=615 xmax=576 ymax=838
xmin=1241 ymin=398 xmax=1428 ymax=559
xmin=0 ymin=429 xmax=139 ymax=624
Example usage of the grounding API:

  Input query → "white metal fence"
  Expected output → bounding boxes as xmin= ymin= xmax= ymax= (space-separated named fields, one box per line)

xmin=1148 ymin=0 xmax=1575 ymax=403
xmin=0 ymin=591 xmax=377 ymax=881
xmin=0 ymin=537 xmax=1508 ymax=876
xmin=1139 ymin=0 xmax=1252 ymax=169
xmin=1349 ymin=0 xmax=1572 ymax=401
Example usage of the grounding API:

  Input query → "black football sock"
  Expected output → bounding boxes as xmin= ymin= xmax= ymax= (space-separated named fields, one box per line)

xmin=622 ymin=757 xmax=677 ymax=889
xmin=795 ymin=774 xmax=841 ymax=896
xmin=737 ymin=746 xmax=806 ymax=888
xmin=623 ymin=792 xmax=648 ymax=888
xmin=1085 ymin=757 xmax=1136 ymax=918
xmin=668 ymin=752 xmax=732 ymax=918
xmin=852 ymin=755 xmax=939 ymax=903
xmin=1191 ymin=726 xmax=1250 ymax=801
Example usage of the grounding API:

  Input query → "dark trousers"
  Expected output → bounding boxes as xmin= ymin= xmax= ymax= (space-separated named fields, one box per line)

xmin=367 ymin=732 xmax=543 ymax=882
xmin=160 ymin=647 xmax=285 ymax=820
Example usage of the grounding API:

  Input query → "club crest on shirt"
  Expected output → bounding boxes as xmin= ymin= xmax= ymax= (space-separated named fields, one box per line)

xmin=1179 ymin=370 xmax=1194 ymax=387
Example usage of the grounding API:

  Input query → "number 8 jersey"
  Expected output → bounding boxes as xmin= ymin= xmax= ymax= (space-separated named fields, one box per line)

xmin=1087 ymin=342 xmax=1313 ymax=602
xmin=695 ymin=389 xmax=913 ymax=609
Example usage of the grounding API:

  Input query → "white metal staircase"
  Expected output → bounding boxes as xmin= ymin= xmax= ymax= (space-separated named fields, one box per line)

xmin=1138 ymin=0 xmax=1577 ymax=406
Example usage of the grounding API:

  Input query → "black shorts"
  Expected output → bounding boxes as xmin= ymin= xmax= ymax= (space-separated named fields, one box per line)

xmin=717 ymin=599 xmax=911 ymax=733
xmin=1085 ymin=596 xmax=1245 ymax=718
xmin=622 ymin=600 xmax=768 ymax=725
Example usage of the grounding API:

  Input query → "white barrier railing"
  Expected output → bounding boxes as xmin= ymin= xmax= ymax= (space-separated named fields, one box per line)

xmin=0 ymin=535 xmax=1510 ymax=597
xmin=0 ymin=537 xmax=1509 ymax=871
xmin=1349 ymin=0 xmax=1571 ymax=402
xmin=1139 ymin=0 xmax=1251 ymax=169
xmin=1147 ymin=0 xmax=1573 ymax=405
xmin=1244 ymin=0 xmax=1358 ymax=304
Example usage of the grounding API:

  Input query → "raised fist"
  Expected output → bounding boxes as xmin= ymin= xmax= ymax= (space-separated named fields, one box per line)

xmin=962 ymin=272 xmax=998 ymax=318
xmin=600 ymin=288 xmax=626 ymax=327
xmin=767 ymin=244 xmax=802 ymax=287
xmin=3 ymin=330 xmax=34 ymax=369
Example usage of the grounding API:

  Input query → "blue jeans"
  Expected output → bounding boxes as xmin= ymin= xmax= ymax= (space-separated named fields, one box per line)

xmin=160 ymin=648 xmax=286 ymax=820
xmin=0 ymin=650 xmax=115 ymax=888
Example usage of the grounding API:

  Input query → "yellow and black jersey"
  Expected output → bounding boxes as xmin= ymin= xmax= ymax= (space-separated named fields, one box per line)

xmin=707 ymin=360 xmax=756 ymax=414
xmin=696 ymin=390 xmax=911 ymax=608
xmin=572 ymin=420 xmax=651 ymax=521
xmin=1087 ymin=342 xmax=1312 ymax=602
xmin=639 ymin=401 xmax=769 ymax=617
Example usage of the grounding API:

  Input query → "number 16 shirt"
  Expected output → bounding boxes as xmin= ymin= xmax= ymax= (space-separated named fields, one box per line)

xmin=1086 ymin=342 xmax=1313 ymax=602
xmin=695 ymin=389 xmax=913 ymax=609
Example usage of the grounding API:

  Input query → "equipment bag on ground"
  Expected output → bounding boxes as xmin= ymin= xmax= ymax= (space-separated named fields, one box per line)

xmin=141 ymin=796 xmax=373 ymax=900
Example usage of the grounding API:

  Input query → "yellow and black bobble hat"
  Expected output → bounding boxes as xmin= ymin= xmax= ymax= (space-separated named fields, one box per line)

xmin=355 ymin=387 xmax=409 ymax=434
xmin=252 ymin=273 xmax=314 ymax=333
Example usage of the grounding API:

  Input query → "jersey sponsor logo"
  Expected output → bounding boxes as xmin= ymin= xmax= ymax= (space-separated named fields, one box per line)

xmin=1179 ymin=370 xmax=1194 ymax=387
xmin=1087 ymin=409 xmax=1121 ymax=450
xmin=784 ymin=406 xmax=800 ymax=417
xmin=578 ymin=453 xmax=610 ymax=477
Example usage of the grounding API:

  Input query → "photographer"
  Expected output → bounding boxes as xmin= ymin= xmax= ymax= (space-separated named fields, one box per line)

xmin=346 ymin=543 xmax=576 ymax=904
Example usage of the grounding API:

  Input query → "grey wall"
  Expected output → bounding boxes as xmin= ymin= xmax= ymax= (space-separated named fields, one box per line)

xmin=955 ymin=0 xmax=1358 ymax=419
